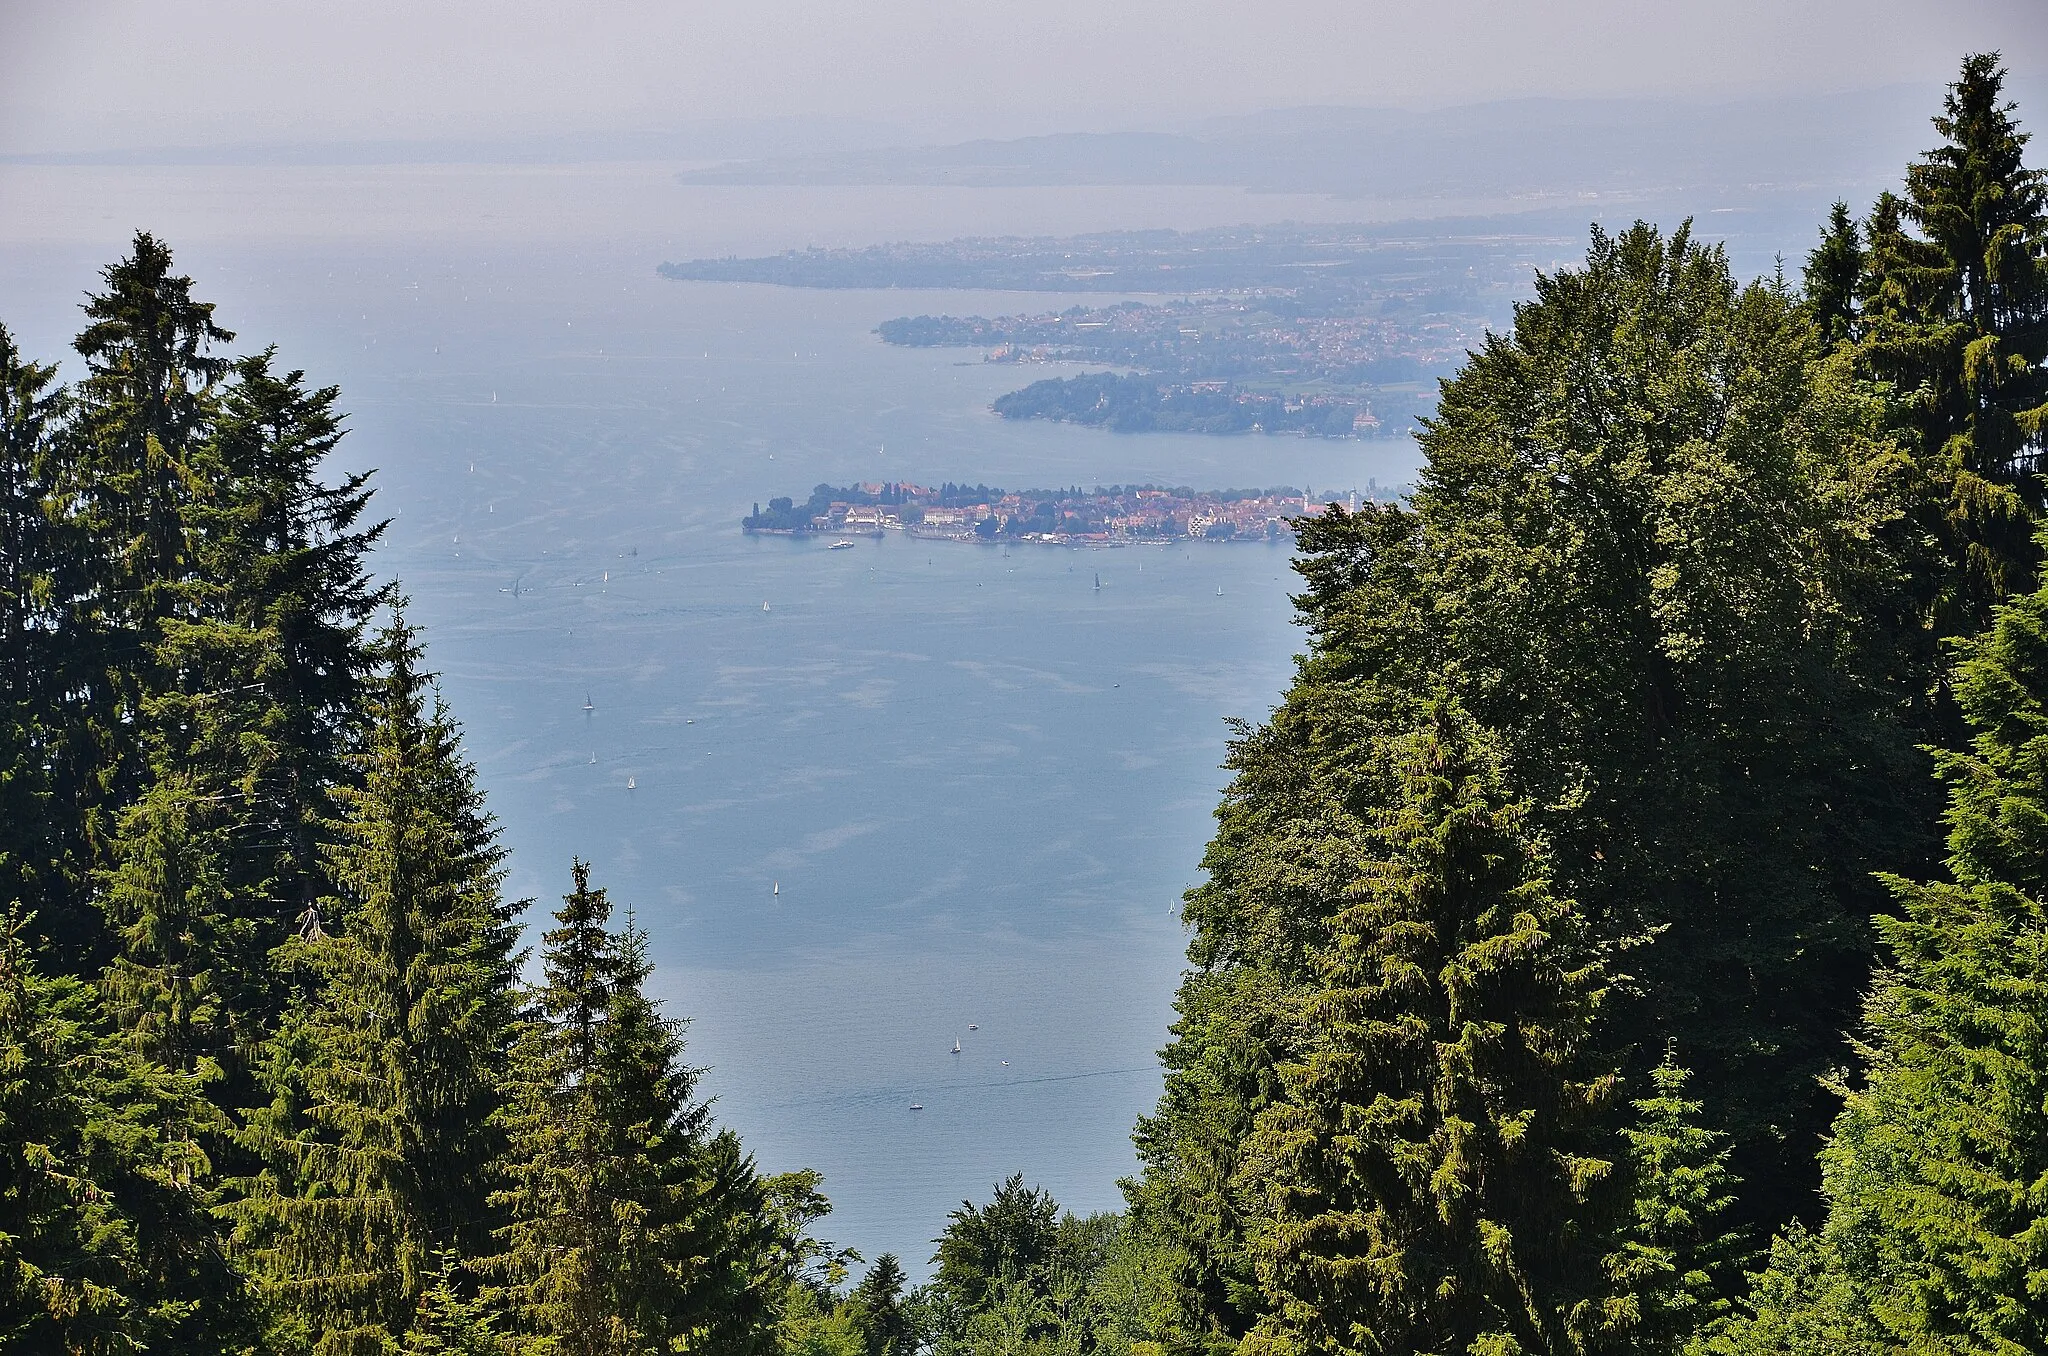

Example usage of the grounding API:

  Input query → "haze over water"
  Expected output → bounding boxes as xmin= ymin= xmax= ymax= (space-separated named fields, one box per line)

xmin=1 ymin=164 xmax=1442 ymax=1272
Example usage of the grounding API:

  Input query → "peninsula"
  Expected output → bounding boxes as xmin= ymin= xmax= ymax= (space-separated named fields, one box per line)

xmin=661 ymin=223 xmax=1553 ymax=438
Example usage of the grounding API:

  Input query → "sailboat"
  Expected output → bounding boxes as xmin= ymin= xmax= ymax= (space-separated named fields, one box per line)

xmin=773 ymin=882 xmax=779 ymax=896
xmin=626 ymin=776 xmax=636 ymax=791
xmin=762 ymin=601 xmax=771 ymax=612
xmin=951 ymin=1039 xmax=962 ymax=1055
xmin=1093 ymin=572 xmax=1101 ymax=591
xmin=583 ymin=692 xmax=594 ymax=712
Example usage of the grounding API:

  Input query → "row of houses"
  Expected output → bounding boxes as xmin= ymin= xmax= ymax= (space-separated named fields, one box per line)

xmin=812 ymin=488 xmax=1381 ymax=543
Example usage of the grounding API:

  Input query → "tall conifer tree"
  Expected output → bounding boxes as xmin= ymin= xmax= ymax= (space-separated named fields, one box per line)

xmin=65 ymin=232 xmax=231 ymax=631
xmin=1863 ymin=53 xmax=2048 ymax=632
xmin=99 ymin=350 xmax=386 ymax=1075
xmin=1726 ymin=550 xmax=2048 ymax=1352
xmin=0 ymin=327 xmax=68 ymax=942
xmin=1603 ymin=1056 xmax=1744 ymax=1352
xmin=488 ymin=860 xmax=776 ymax=1356
xmin=227 ymin=614 xmax=519 ymax=1353
xmin=1233 ymin=698 xmax=1626 ymax=1356
xmin=39 ymin=235 xmax=234 ymax=966
xmin=1804 ymin=202 xmax=1865 ymax=348
xmin=189 ymin=349 xmax=383 ymax=921
xmin=97 ymin=772 xmax=239 ymax=1074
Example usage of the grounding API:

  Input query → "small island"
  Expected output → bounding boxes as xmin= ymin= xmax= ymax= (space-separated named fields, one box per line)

xmin=743 ymin=480 xmax=1395 ymax=544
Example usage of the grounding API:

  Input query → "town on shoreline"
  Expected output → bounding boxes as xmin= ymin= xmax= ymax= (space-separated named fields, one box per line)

xmin=742 ymin=480 xmax=1395 ymax=545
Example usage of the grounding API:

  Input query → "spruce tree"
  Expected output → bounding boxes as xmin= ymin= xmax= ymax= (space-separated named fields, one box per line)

xmin=1601 ymin=1054 xmax=1744 ymax=1352
xmin=488 ymin=861 xmax=776 ymax=1356
xmin=1233 ymin=698 xmax=1626 ymax=1356
xmin=1804 ymin=201 xmax=1864 ymax=348
xmin=1863 ymin=53 xmax=2048 ymax=631
xmin=38 ymin=234 xmax=235 ymax=968
xmin=1734 ymin=552 xmax=2048 ymax=1352
xmin=99 ymin=349 xmax=386 ymax=1076
xmin=400 ymin=1254 xmax=503 ymax=1356
xmin=190 ymin=348 xmax=384 ymax=924
xmin=96 ymin=771 xmax=239 ymax=1073
xmin=0 ymin=326 xmax=69 ymax=947
xmin=0 ymin=910 xmax=252 ymax=1353
xmin=226 ymin=614 xmax=520 ymax=1352
xmin=65 ymin=232 xmax=232 ymax=630
xmin=852 ymin=1254 xmax=911 ymax=1356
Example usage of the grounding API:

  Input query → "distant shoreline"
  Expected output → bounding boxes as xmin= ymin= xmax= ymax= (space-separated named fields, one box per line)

xmin=744 ymin=479 xmax=1397 ymax=546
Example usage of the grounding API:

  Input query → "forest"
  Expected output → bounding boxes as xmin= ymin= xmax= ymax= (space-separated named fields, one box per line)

xmin=0 ymin=50 xmax=2044 ymax=1356
xmin=990 ymin=375 xmax=1370 ymax=439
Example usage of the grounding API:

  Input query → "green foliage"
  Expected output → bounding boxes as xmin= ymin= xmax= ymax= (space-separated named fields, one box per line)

xmin=486 ymin=860 xmax=777 ymax=1356
xmin=1861 ymin=52 xmax=2048 ymax=634
xmin=225 ymin=616 xmax=521 ymax=1352
xmin=1805 ymin=201 xmax=1866 ymax=348
xmin=65 ymin=230 xmax=233 ymax=632
xmin=1696 ymin=1223 xmax=1884 ymax=1356
xmin=97 ymin=770 xmax=240 ymax=1072
xmin=99 ymin=345 xmax=384 ymax=1084
xmin=1602 ymin=1056 xmax=1745 ymax=1351
xmin=1132 ymin=216 xmax=1927 ymax=1353
xmin=915 ymin=1179 xmax=1211 ymax=1356
xmin=1729 ymin=554 xmax=2048 ymax=1354
xmin=1232 ymin=698 xmax=1625 ymax=1356
xmin=782 ymin=1283 xmax=872 ymax=1356
xmin=1418 ymin=224 xmax=1922 ymax=1197
xmin=400 ymin=1254 xmax=503 ymax=1356
xmin=851 ymin=1253 xmax=912 ymax=1356
xmin=0 ymin=237 xmax=800 ymax=1356
xmin=179 ymin=347 xmax=384 ymax=933
xmin=0 ymin=911 xmax=252 ymax=1353
xmin=0 ymin=325 xmax=66 ymax=933
xmin=937 ymin=1176 xmax=1063 ymax=1312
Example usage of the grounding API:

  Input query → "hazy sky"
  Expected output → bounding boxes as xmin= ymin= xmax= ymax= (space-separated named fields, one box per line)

xmin=4 ymin=0 xmax=2046 ymax=152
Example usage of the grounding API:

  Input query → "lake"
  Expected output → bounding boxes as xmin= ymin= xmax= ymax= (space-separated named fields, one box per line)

xmin=3 ymin=157 xmax=1824 ymax=1272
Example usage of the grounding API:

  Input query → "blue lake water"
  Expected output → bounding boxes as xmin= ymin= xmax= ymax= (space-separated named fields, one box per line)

xmin=0 ymin=167 xmax=1542 ymax=1272
xmin=336 ymin=259 xmax=1419 ymax=1272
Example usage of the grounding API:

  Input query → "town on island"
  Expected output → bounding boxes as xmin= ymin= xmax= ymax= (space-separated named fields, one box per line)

xmin=742 ymin=480 xmax=1393 ymax=544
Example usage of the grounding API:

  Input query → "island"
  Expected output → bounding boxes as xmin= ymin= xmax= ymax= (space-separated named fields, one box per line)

xmin=742 ymin=480 xmax=1398 ymax=544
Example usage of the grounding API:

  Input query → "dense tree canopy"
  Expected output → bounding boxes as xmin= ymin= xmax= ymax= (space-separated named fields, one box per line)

xmin=2 ymin=48 xmax=2046 ymax=1356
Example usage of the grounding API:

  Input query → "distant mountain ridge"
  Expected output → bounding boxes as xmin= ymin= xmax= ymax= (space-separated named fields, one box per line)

xmin=674 ymin=88 xmax=1947 ymax=200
